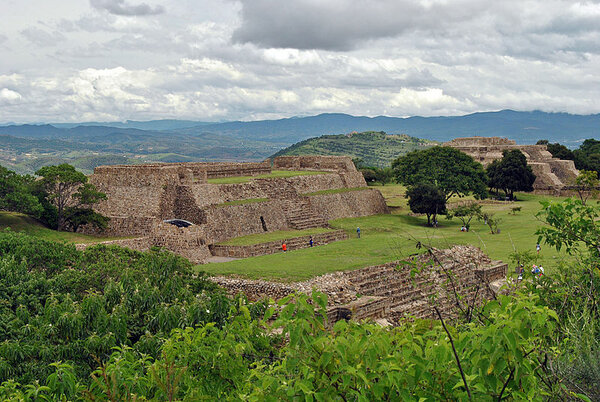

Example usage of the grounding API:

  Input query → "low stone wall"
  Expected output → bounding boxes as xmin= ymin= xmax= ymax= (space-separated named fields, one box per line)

xmin=273 ymin=156 xmax=357 ymax=172
xmin=308 ymin=188 xmax=389 ymax=220
xmin=195 ymin=161 xmax=271 ymax=178
xmin=75 ymin=237 xmax=151 ymax=252
xmin=209 ymin=230 xmax=348 ymax=258
xmin=80 ymin=216 xmax=157 ymax=237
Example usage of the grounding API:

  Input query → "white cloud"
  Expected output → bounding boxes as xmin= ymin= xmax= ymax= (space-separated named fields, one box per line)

xmin=0 ymin=88 xmax=22 ymax=103
xmin=1 ymin=0 xmax=600 ymax=123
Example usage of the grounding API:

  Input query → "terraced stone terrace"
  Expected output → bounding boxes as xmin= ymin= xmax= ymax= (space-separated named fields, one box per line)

xmin=206 ymin=170 xmax=328 ymax=184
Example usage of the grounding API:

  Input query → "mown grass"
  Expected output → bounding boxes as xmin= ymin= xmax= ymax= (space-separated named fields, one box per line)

xmin=199 ymin=184 xmax=571 ymax=282
xmin=207 ymin=170 xmax=329 ymax=184
xmin=217 ymin=227 xmax=336 ymax=246
xmin=0 ymin=211 xmax=125 ymax=244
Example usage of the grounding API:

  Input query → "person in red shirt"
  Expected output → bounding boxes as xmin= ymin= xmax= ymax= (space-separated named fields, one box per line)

xmin=282 ymin=242 xmax=287 ymax=252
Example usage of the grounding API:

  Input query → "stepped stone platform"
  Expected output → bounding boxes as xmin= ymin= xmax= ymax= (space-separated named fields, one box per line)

xmin=213 ymin=245 xmax=507 ymax=326
xmin=80 ymin=156 xmax=388 ymax=263
xmin=444 ymin=136 xmax=578 ymax=194
xmin=209 ymin=229 xmax=348 ymax=258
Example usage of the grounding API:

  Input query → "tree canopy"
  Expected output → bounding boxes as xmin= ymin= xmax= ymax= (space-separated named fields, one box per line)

xmin=35 ymin=164 xmax=107 ymax=231
xmin=406 ymin=182 xmax=447 ymax=226
xmin=486 ymin=149 xmax=536 ymax=200
xmin=392 ymin=146 xmax=488 ymax=201
xmin=0 ymin=166 xmax=43 ymax=216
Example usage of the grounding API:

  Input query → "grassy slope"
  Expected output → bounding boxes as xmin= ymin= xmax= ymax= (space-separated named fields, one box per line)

xmin=207 ymin=170 xmax=328 ymax=184
xmin=200 ymin=185 xmax=569 ymax=282
xmin=0 ymin=211 xmax=123 ymax=244
xmin=218 ymin=227 xmax=335 ymax=246
xmin=270 ymin=131 xmax=435 ymax=167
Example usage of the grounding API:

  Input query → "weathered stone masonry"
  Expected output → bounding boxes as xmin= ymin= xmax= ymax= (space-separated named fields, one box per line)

xmin=82 ymin=156 xmax=389 ymax=263
xmin=444 ymin=136 xmax=579 ymax=194
xmin=213 ymin=245 xmax=507 ymax=326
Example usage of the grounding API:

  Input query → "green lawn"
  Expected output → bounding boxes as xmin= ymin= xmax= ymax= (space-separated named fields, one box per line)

xmin=207 ymin=170 xmax=329 ymax=184
xmin=217 ymin=227 xmax=336 ymax=246
xmin=0 ymin=211 xmax=125 ymax=244
xmin=199 ymin=185 xmax=571 ymax=282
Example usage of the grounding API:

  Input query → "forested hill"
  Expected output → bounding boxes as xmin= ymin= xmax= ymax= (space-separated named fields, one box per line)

xmin=270 ymin=131 xmax=436 ymax=167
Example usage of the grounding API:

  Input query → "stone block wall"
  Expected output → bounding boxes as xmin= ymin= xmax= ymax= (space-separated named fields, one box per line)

xmin=445 ymin=136 xmax=516 ymax=147
xmin=191 ymin=161 xmax=271 ymax=178
xmin=80 ymin=216 xmax=157 ymax=237
xmin=308 ymin=189 xmax=389 ymax=220
xmin=202 ymin=200 xmax=290 ymax=244
xmin=209 ymin=230 xmax=348 ymax=258
xmin=273 ymin=156 xmax=358 ymax=172
xmin=150 ymin=222 xmax=211 ymax=264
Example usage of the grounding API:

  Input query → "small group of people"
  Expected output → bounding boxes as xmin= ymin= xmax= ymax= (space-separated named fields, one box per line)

xmin=281 ymin=236 xmax=315 ymax=253
xmin=516 ymin=263 xmax=544 ymax=281
xmin=460 ymin=226 xmax=468 ymax=232
xmin=281 ymin=227 xmax=363 ymax=253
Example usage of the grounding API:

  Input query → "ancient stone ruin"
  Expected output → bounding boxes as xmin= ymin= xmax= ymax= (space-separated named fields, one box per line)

xmin=213 ymin=245 xmax=508 ymax=326
xmin=444 ymin=136 xmax=579 ymax=194
xmin=80 ymin=156 xmax=389 ymax=263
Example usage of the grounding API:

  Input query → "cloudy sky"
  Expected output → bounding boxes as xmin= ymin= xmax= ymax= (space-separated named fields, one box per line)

xmin=1 ymin=0 xmax=600 ymax=123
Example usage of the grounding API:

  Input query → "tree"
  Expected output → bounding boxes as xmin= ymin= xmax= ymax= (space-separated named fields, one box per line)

xmin=574 ymin=170 xmax=600 ymax=205
xmin=478 ymin=212 xmax=501 ymax=234
xmin=446 ymin=203 xmax=482 ymax=231
xmin=486 ymin=150 xmax=535 ymax=200
xmin=374 ymin=167 xmax=394 ymax=186
xmin=392 ymin=146 xmax=488 ymax=201
xmin=360 ymin=168 xmax=377 ymax=183
xmin=406 ymin=183 xmax=447 ymax=226
xmin=35 ymin=164 xmax=107 ymax=231
xmin=0 ymin=166 xmax=43 ymax=216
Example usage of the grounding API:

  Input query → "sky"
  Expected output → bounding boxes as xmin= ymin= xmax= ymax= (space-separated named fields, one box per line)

xmin=1 ymin=0 xmax=600 ymax=123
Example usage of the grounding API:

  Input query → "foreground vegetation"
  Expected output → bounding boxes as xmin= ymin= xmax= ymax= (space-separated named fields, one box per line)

xmin=0 ymin=227 xmax=596 ymax=400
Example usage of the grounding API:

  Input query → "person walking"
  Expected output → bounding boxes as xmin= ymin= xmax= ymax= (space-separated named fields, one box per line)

xmin=309 ymin=236 xmax=313 ymax=247
xmin=282 ymin=242 xmax=287 ymax=252
xmin=536 ymin=243 xmax=541 ymax=254
xmin=356 ymin=227 xmax=361 ymax=238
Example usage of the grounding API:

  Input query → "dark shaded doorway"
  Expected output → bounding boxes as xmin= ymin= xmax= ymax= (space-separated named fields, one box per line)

xmin=260 ymin=216 xmax=268 ymax=231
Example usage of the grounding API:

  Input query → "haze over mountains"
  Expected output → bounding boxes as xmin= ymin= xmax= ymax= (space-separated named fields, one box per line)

xmin=0 ymin=110 xmax=598 ymax=174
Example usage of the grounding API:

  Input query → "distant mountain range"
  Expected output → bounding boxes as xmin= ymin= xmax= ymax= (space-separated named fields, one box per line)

xmin=1 ymin=109 xmax=598 ymax=145
xmin=0 ymin=110 xmax=598 ymax=174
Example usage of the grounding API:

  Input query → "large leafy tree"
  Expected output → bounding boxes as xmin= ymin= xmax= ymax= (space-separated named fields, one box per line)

xmin=392 ymin=146 xmax=488 ymax=201
xmin=35 ymin=164 xmax=107 ymax=231
xmin=486 ymin=149 xmax=535 ymax=200
xmin=0 ymin=166 xmax=43 ymax=216
xmin=406 ymin=182 xmax=447 ymax=226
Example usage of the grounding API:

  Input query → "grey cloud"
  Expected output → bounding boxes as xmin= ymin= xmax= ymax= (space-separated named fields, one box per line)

xmin=232 ymin=0 xmax=489 ymax=51
xmin=90 ymin=0 xmax=165 ymax=16
xmin=20 ymin=27 xmax=66 ymax=46
xmin=0 ymin=34 xmax=7 ymax=44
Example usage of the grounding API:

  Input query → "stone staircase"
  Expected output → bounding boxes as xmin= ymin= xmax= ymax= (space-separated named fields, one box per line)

xmin=280 ymin=199 xmax=328 ymax=230
xmin=342 ymin=246 xmax=508 ymax=322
